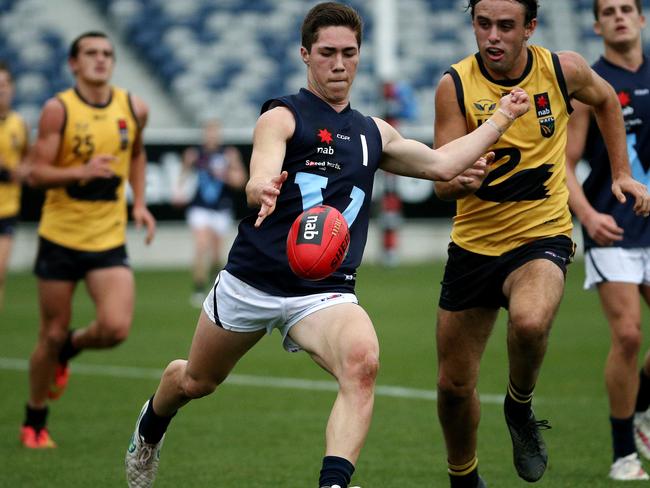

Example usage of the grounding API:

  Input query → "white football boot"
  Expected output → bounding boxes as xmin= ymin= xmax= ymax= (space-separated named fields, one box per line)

xmin=609 ymin=453 xmax=649 ymax=481
xmin=125 ymin=401 xmax=165 ymax=488
xmin=634 ymin=409 xmax=650 ymax=460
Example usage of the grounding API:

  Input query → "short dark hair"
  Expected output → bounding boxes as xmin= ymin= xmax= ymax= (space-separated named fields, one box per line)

xmin=69 ymin=31 xmax=111 ymax=59
xmin=0 ymin=61 xmax=12 ymax=81
xmin=301 ymin=2 xmax=363 ymax=52
xmin=593 ymin=0 xmax=642 ymax=19
xmin=466 ymin=0 xmax=539 ymax=25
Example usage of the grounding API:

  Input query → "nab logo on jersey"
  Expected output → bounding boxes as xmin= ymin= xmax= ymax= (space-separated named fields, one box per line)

xmin=534 ymin=93 xmax=552 ymax=117
xmin=534 ymin=92 xmax=555 ymax=138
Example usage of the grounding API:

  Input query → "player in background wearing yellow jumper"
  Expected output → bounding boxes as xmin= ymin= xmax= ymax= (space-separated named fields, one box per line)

xmin=20 ymin=31 xmax=156 ymax=448
xmin=0 ymin=61 xmax=30 ymax=310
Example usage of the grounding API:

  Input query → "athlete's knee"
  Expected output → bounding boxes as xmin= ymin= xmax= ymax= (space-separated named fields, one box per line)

xmin=96 ymin=317 xmax=131 ymax=347
xmin=340 ymin=344 xmax=380 ymax=394
xmin=41 ymin=326 xmax=69 ymax=353
xmin=612 ymin=322 xmax=643 ymax=357
xmin=180 ymin=369 xmax=220 ymax=400
xmin=509 ymin=312 xmax=551 ymax=346
xmin=437 ymin=371 xmax=476 ymax=403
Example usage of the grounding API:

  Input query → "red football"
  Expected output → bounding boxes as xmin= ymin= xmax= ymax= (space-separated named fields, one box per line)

xmin=287 ymin=205 xmax=350 ymax=281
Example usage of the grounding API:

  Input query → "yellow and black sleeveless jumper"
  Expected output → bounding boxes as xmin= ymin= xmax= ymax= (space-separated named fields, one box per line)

xmin=446 ymin=45 xmax=573 ymax=255
xmin=38 ymin=87 xmax=138 ymax=251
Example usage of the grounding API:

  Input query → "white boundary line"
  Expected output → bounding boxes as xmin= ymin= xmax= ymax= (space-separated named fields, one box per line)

xmin=0 ymin=357 xmax=509 ymax=404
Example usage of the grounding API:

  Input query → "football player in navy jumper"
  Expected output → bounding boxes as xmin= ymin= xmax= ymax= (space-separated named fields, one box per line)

xmin=125 ymin=3 xmax=530 ymax=488
xmin=567 ymin=0 xmax=650 ymax=480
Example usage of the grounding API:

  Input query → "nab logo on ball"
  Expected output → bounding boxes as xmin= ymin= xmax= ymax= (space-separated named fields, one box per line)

xmin=287 ymin=205 xmax=350 ymax=281
xmin=297 ymin=213 xmax=324 ymax=245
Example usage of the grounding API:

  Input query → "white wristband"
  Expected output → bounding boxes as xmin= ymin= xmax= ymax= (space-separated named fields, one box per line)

xmin=498 ymin=107 xmax=516 ymax=121
xmin=485 ymin=118 xmax=504 ymax=136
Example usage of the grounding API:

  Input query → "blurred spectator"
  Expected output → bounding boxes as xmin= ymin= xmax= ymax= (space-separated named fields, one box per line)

xmin=175 ymin=119 xmax=246 ymax=306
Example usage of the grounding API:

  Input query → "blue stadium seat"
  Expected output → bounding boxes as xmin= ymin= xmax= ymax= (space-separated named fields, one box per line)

xmin=11 ymin=0 xmax=646 ymax=131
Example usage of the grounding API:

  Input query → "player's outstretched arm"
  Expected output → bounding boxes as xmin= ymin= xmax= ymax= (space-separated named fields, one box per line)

xmin=561 ymin=50 xmax=650 ymax=217
xmin=246 ymin=107 xmax=294 ymax=227
xmin=377 ymin=88 xmax=528 ymax=182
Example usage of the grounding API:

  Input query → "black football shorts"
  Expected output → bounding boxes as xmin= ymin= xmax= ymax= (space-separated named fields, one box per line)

xmin=439 ymin=235 xmax=575 ymax=311
xmin=34 ymin=236 xmax=130 ymax=281
xmin=0 ymin=215 xmax=17 ymax=236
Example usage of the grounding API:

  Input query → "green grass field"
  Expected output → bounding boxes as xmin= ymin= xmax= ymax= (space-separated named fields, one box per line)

xmin=1 ymin=261 xmax=648 ymax=487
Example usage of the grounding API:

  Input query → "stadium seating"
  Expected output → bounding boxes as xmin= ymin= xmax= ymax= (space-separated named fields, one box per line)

xmin=0 ymin=0 xmax=70 ymax=126
xmin=2 ymin=0 xmax=650 ymax=130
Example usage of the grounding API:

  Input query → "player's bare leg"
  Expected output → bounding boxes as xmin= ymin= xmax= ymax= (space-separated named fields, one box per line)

xmin=599 ymin=283 xmax=642 ymax=419
xmin=154 ymin=311 xmax=265 ymax=415
xmin=75 ymin=267 xmax=135 ymax=349
xmin=504 ymin=259 xmax=564 ymax=388
xmin=126 ymin=311 xmax=265 ymax=488
xmin=208 ymin=230 xmax=224 ymax=274
xmin=502 ymin=258 xmax=565 ymax=482
xmin=289 ymin=303 xmax=379 ymax=488
xmin=29 ymin=280 xmax=76 ymax=406
xmin=190 ymin=227 xmax=212 ymax=305
xmin=437 ymin=307 xmax=497 ymax=487
xmin=0 ymin=234 xmax=13 ymax=310
xmin=596 ymin=282 xmax=648 ymax=479
xmin=22 ymin=279 xmax=76 ymax=447
xmin=45 ymin=267 xmax=135 ymax=401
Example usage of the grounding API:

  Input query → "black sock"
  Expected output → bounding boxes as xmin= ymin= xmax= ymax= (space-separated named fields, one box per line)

xmin=24 ymin=405 xmax=48 ymax=431
xmin=318 ymin=455 xmax=355 ymax=488
xmin=58 ymin=329 xmax=80 ymax=363
xmin=504 ymin=378 xmax=534 ymax=424
xmin=138 ymin=395 xmax=175 ymax=444
xmin=448 ymin=457 xmax=480 ymax=487
xmin=611 ymin=415 xmax=636 ymax=461
xmin=636 ymin=368 xmax=650 ymax=413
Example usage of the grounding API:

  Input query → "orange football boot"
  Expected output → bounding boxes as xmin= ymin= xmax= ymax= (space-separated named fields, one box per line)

xmin=20 ymin=426 xmax=56 ymax=448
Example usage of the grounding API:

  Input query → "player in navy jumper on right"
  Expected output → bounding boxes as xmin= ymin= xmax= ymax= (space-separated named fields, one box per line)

xmin=566 ymin=0 xmax=650 ymax=480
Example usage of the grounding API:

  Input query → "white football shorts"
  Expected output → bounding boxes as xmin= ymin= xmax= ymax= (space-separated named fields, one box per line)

xmin=584 ymin=247 xmax=650 ymax=290
xmin=187 ymin=206 xmax=233 ymax=235
xmin=202 ymin=270 xmax=358 ymax=352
